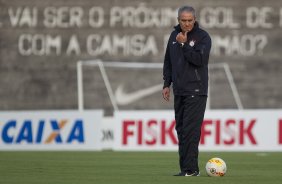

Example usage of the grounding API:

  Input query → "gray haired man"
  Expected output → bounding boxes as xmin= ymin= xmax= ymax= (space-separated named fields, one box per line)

xmin=162 ymin=6 xmax=211 ymax=176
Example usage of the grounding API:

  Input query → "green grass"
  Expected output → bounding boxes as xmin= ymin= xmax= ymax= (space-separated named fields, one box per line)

xmin=0 ymin=151 xmax=282 ymax=184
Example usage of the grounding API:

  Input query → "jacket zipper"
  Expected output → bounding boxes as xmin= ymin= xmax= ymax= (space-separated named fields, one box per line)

xmin=195 ymin=69 xmax=200 ymax=81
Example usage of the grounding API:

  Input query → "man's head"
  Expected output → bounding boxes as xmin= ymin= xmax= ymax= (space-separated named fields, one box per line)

xmin=177 ymin=6 xmax=196 ymax=33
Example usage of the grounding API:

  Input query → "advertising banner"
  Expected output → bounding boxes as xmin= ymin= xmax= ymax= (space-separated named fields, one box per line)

xmin=0 ymin=110 xmax=103 ymax=150
xmin=100 ymin=117 xmax=115 ymax=149
xmin=114 ymin=110 xmax=282 ymax=151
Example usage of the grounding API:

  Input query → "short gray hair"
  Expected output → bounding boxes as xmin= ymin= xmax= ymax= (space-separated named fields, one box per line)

xmin=178 ymin=6 xmax=196 ymax=18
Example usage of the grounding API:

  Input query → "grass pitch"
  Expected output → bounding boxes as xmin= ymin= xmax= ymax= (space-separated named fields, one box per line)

xmin=0 ymin=151 xmax=281 ymax=184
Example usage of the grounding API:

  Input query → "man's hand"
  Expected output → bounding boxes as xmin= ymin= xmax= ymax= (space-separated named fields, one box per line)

xmin=176 ymin=31 xmax=188 ymax=44
xmin=162 ymin=87 xmax=170 ymax=101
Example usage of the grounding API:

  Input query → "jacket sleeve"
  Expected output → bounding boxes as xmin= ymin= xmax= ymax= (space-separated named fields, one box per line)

xmin=163 ymin=38 xmax=172 ymax=89
xmin=182 ymin=34 xmax=211 ymax=67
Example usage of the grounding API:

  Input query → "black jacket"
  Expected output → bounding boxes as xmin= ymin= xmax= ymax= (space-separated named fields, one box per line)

xmin=163 ymin=22 xmax=211 ymax=96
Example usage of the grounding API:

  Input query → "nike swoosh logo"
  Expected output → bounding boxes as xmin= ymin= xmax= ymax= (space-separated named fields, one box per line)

xmin=115 ymin=84 xmax=163 ymax=106
xmin=172 ymin=41 xmax=176 ymax=44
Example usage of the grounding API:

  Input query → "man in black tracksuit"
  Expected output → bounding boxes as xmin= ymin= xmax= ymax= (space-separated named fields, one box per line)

xmin=162 ymin=6 xmax=211 ymax=176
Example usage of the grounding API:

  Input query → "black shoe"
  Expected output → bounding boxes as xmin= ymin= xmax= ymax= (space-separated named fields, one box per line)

xmin=173 ymin=171 xmax=200 ymax=176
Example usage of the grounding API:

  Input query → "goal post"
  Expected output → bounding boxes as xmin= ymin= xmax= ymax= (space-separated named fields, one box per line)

xmin=208 ymin=62 xmax=243 ymax=110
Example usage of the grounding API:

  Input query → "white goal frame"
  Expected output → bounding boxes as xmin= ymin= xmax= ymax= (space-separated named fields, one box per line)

xmin=77 ymin=60 xmax=243 ymax=111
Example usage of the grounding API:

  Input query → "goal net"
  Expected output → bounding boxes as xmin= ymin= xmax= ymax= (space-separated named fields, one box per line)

xmin=77 ymin=60 xmax=243 ymax=115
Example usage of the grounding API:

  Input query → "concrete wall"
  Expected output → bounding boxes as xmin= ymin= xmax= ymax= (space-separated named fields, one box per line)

xmin=0 ymin=0 xmax=281 ymax=113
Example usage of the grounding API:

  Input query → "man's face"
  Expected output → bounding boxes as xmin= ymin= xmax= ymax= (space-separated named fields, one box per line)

xmin=178 ymin=11 xmax=195 ymax=33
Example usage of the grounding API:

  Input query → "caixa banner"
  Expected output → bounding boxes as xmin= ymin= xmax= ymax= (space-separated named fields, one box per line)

xmin=114 ymin=110 xmax=282 ymax=151
xmin=0 ymin=110 xmax=103 ymax=150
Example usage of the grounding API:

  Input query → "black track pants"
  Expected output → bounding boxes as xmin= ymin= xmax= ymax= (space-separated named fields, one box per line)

xmin=174 ymin=95 xmax=207 ymax=173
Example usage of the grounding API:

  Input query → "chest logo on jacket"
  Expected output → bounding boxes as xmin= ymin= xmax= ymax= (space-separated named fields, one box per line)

xmin=189 ymin=40 xmax=196 ymax=47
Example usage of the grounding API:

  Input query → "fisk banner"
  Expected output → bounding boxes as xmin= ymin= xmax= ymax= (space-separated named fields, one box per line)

xmin=114 ymin=110 xmax=282 ymax=151
xmin=0 ymin=110 xmax=103 ymax=150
